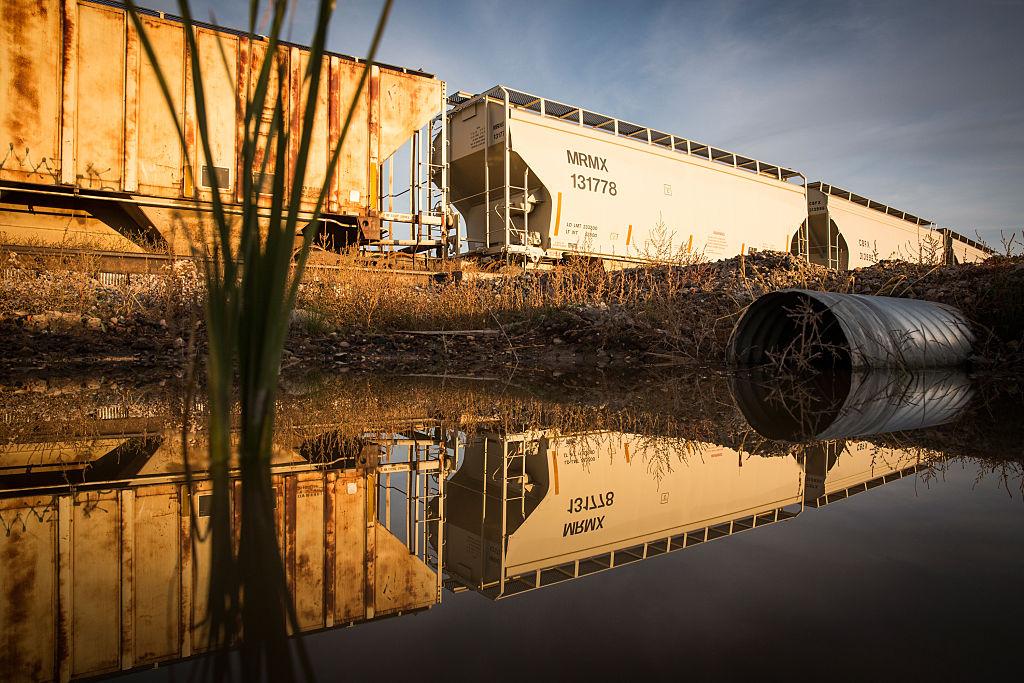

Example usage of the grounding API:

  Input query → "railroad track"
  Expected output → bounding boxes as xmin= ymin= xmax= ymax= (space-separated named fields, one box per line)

xmin=0 ymin=243 xmax=462 ymax=285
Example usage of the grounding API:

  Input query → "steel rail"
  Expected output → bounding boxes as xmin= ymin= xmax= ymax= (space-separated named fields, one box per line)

xmin=0 ymin=242 xmax=446 ymax=281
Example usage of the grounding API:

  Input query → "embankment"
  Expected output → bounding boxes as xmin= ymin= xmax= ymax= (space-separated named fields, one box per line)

xmin=1 ymin=249 xmax=1022 ymax=376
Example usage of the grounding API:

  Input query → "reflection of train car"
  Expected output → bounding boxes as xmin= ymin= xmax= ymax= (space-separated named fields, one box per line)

xmin=443 ymin=429 xmax=941 ymax=599
xmin=444 ymin=430 xmax=805 ymax=599
xmin=0 ymin=0 xmax=448 ymax=255
xmin=803 ymin=440 xmax=932 ymax=508
xmin=0 ymin=420 xmax=445 ymax=681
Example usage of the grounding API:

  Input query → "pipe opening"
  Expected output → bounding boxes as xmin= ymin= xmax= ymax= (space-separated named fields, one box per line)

xmin=731 ymin=291 xmax=851 ymax=371
xmin=729 ymin=370 xmax=853 ymax=440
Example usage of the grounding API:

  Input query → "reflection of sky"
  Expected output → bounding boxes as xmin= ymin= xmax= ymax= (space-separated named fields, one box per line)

xmin=143 ymin=0 xmax=1024 ymax=245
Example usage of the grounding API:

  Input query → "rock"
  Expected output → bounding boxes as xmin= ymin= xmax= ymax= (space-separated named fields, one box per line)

xmin=26 ymin=379 xmax=47 ymax=393
xmin=27 ymin=311 xmax=83 ymax=333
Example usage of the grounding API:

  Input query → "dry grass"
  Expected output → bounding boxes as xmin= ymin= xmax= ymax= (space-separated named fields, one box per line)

xmin=293 ymin=248 xmax=833 ymax=333
xmin=6 ymin=244 xmax=1021 ymax=370
xmin=0 ymin=246 xmax=845 ymax=370
xmin=0 ymin=243 xmax=202 ymax=334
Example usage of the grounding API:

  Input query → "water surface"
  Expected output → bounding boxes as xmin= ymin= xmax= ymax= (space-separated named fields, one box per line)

xmin=1 ymin=370 xmax=1021 ymax=681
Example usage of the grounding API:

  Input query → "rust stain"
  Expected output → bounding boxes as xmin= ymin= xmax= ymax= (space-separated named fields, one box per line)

xmin=10 ymin=55 xmax=39 ymax=128
xmin=553 ymin=192 xmax=562 ymax=237
xmin=61 ymin=1 xmax=75 ymax=74
xmin=327 ymin=58 xmax=340 ymax=212
xmin=285 ymin=475 xmax=296 ymax=593
xmin=366 ymin=65 xmax=380 ymax=211
xmin=0 ymin=526 xmax=44 ymax=680
xmin=235 ymin=37 xmax=248 ymax=203
xmin=3 ymin=2 xmax=43 ymax=147
xmin=323 ymin=473 xmax=336 ymax=622
xmin=287 ymin=47 xmax=300 ymax=197
xmin=551 ymin=450 xmax=559 ymax=495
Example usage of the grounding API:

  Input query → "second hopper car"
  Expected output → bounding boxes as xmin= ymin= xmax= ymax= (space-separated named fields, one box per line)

xmin=796 ymin=181 xmax=992 ymax=269
xmin=0 ymin=0 xmax=449 ymax=256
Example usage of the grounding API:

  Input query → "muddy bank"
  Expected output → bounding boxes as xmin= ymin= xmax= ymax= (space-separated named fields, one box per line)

xmin=2 ymin=363 xmax=1021 ymax=471
xmin=2 ymin=252 xmax=1022 ymax=376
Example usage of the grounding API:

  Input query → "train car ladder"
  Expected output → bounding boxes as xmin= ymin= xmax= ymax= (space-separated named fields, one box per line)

xmin=498 ymin=439 xmax=529 ymax=595
xmin=796 ymin=220 xmax=811 ymax=264
xmin=827 ymin=225 xmax=841 ymax=270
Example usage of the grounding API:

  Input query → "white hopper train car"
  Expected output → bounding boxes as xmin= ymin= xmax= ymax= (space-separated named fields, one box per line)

xmin=797 ymin=182 xmax=993 ymax=269
xmin=444 ymin=86 xmax=809 ymax=265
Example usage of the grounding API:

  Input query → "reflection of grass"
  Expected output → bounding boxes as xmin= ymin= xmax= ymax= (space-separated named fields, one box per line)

xmin=125 ymin=0 xmax=391 ymax=678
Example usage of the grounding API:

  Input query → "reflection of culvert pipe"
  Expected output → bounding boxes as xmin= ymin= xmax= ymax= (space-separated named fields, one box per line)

xmin=730 ymin=369 xmax=974 ymax=440
xmin=727 ymin=290 xmax=975 ymax=369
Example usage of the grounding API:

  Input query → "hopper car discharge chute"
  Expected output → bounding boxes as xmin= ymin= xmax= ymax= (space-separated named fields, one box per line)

xmin=443 ymin=86 xmax=809 ymax=266
xmin=0 ymin=0 xmax=450 ymax=259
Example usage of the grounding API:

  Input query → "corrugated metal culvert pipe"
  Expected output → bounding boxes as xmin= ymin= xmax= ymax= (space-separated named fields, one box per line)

xmin=727 ymin=289 xmax=975 ymax=369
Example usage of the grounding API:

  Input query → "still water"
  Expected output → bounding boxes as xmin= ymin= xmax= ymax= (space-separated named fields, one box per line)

xmin=1 ymin=370 xmax=1021 ymax=681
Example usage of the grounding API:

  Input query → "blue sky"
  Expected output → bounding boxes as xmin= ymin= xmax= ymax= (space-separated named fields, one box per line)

xmin=145 ymin=0 xmax=1024 ymax=247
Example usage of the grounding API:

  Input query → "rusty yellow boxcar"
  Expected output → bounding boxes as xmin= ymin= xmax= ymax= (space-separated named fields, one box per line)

xmin=0 ymin=0 xmax=448 ymax=255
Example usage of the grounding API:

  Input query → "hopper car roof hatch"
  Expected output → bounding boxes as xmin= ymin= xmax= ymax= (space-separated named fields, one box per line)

xmin=809 ymin=181 xmax=933 ymax=226
xmin=449 ymin=85 xmax=805 ymax=185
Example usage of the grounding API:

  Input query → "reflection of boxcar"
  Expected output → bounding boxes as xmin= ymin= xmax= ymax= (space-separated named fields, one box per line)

xmin=0 ymin=405 xmax=444 ymax=679
xmin=446 ymin=86 xmax=808 ymax=265
xmin=0 ymin=0 xmax=446 ymax=254
xmin=0 ymin=427 xmax=441 ymax=680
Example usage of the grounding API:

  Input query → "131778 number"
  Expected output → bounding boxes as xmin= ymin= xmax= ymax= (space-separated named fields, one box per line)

xmin=567 ymin=491 xmax=614 ymax=513
xmin=571 ymin=174 xmax=617 ymax=195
